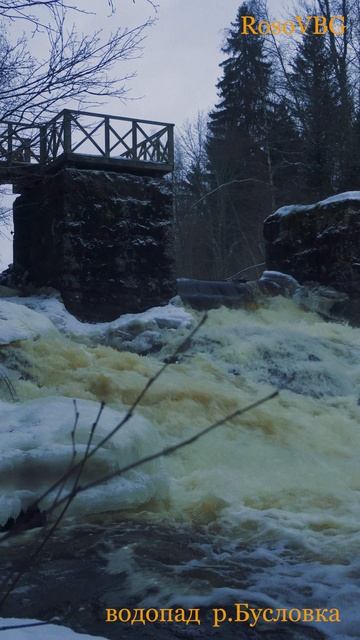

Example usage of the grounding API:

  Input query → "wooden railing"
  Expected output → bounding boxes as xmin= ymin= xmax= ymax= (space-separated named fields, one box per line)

xmin=0 ymin=122 xmax=42 ymax=165
xmin=0 ymin=109 xmax=175 ymax=169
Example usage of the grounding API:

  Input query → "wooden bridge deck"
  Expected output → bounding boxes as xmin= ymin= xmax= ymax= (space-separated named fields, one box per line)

xmin=0 ymin=109 xmax=174 ymax=185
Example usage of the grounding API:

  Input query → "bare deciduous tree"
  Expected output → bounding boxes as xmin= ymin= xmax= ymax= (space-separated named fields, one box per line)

xmin=0 ymin=0 xmax=157 ymax=123
xmin=173 ymin=113 xmax=210 ymax=277
xmin=0 ymin=0 xmax=158 ymax=243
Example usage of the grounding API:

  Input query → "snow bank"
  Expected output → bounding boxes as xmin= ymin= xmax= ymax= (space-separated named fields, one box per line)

xmin=0 ymin=618 xmax=107 ymax=639
xmin=269 ymin=190 xmax=360 ymax=220
xmin=3 ymin=296 xmax=193 ymax=352
xmin=0 ymin=396 xmax=166 ymax=526
xmin=0 ymin=300 xmax=56 ymax=345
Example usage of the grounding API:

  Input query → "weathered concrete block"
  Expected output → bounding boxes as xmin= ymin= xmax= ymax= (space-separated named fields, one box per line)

xmin=13 ymin=169 xmax=175 ymax=321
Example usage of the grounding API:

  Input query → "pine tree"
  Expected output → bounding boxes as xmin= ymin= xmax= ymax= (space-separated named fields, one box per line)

xmin=267 ymin=99 xmax=303 ymax=207
xmin=315 ymin=0 xmax=355 ymax=190
xmin=344 ymin=107 xmax=360 ymax=191
xmin=290 ymin=21 xmax=340 ymax=200
xmin=206 ymin=0 xmax=273 ymax=277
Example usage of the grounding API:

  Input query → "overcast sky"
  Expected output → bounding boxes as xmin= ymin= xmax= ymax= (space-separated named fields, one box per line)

xmin=1 ymin=0 xmax=287 ymax=269
xmin=102 ymin=0 xmax=286 ymax=126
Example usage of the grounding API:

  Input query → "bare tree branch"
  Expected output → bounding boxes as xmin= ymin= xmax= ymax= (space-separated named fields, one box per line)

xmin=50 ymin=390 xmax=279 ymax=515
xmin=0 ymin=380 xmax=278 ymax=608
xmin=0 ymin=305 xmax=279 ymax=618
xmin=190 ymin=178 xmax=270 ymax=211
xmin=0 ymin=314 xmax=209 ymax=541
xmin=0 ymin=1 xmax=157 ymax=122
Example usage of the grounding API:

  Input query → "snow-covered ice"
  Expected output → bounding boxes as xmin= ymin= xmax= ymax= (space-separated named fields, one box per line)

xmin=0 ymin=396 xmax=166 ymax=526
xmin=0 ymin=618 xmax=107 ymax=639
xmin=1 ymin=295 xmax=193 ymax=351
xmin=0 ymin=300 xmax=56 ymax=345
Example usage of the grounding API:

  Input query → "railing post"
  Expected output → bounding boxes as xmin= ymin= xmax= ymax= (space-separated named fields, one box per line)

xmin=40 ymin=125 xmax=47 ymax=164
xmin=23 ymin=138 xmax=31 ymax=163
xmin=168 ymin=124 xmax=174 ymax=166
xmin=132 ymin=121 xmax=137 ymax=160
xmin=104 ymin=116 xmax=110 ymax=157
xmin=49 ymin=123 xmax=56 ymax=159
xmin=63 ymin=109 xmax=72 ymax=154
xmin=7 ymin=123 xmax=13 ymax=163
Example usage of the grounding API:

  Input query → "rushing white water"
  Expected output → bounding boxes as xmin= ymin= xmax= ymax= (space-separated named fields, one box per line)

xmin=1 ymin=295 xmax=360 ymax=638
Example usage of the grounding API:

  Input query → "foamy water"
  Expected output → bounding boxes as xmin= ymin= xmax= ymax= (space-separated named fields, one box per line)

xmin=1 ymin=296 xmax=360 ymax=638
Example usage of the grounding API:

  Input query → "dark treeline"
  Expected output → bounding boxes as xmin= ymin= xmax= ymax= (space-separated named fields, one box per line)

xmin=174 ymin=0 xmax=360 ymax=280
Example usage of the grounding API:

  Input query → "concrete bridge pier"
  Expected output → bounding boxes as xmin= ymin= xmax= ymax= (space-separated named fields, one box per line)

xmin=13 ymin=168 xmax=175 ymax=321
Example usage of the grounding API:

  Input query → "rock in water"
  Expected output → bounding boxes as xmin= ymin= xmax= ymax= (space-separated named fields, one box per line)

xmin=177 ymin=277 xmax=258 ymax=310
xmin=264 ymin=192 xmax=360 ymax=322
xmin=258 ymin=270 xmax=301 ymax=297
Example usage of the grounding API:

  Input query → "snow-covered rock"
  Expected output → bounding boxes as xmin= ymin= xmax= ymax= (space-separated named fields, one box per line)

xmin=264 ymin=192 xmax=360 ymax=323
xmin=0 ymin=300 xmax=56 ymax=345
xmin=258 ymin=271 xmax=301 ymax=297
xmin=267 ymin=190 xmax=360 ymax=220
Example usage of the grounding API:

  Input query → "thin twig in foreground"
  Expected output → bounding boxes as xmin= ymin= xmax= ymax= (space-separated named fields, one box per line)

xmin=0 ymin=406 xmax=105 ymax=606
xmin=18 ymin=314 xmax=208 ymax=520
xmin=43 ymin=389 xmax=279 ymax=518
xmin=52 ymin=399 xmax=80 ymax=506
xmin=0 ymin=387 xmax=278 ymax=608
xmin=0 ymin=309 xmax=278 ymax=612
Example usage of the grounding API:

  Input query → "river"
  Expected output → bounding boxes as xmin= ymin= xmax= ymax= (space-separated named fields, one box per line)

xmin=0 ymin=295 xmax=359 ymax=639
